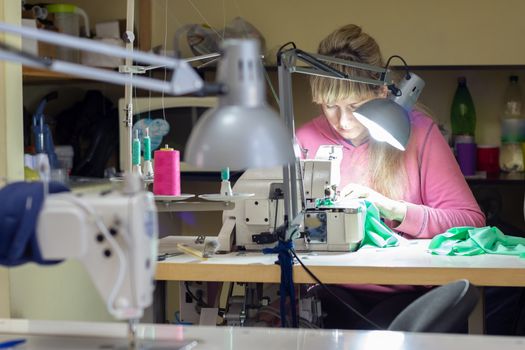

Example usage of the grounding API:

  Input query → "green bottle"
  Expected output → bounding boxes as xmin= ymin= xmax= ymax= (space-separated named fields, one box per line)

xmin=450 ymin=77 xmax=476 ymax=137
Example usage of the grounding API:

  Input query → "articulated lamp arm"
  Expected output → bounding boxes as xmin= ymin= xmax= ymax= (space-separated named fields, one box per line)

xmin=276 ymin=46 xmax=424 ymax=231
xmin=0 ymin=21 xmax=204 ymax=95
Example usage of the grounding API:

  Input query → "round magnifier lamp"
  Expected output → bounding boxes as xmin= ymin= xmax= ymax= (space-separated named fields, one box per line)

xmin=353 ymin=72 xmax=425 ymax=150
xmin=185 ymin=39 xmax=295 ymax=170
xmin=353 ymin=98 xmax=411 ymax=151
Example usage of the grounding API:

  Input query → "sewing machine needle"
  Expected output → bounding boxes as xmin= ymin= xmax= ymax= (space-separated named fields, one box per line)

xmin=128 ymin=318 xmax=138 ymax=349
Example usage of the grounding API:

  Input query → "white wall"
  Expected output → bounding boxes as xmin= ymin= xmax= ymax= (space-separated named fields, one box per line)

xmin=9 ymin=262 xmax=115 ymax=322
xmin=0 ymin=0 xmax=24 ymax=319
xmin=150 ymin=0 xmax=525 ymax=65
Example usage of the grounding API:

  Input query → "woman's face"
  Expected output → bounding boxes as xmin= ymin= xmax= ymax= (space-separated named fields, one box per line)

xmin=322 ymin=96 xmax=371 ymax=143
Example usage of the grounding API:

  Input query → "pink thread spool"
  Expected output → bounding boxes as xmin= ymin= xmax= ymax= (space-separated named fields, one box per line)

xmin=153 ymin=146 xmax=180 ymax=196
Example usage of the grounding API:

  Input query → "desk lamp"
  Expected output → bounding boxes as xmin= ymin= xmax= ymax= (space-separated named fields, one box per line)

xmin=277 ymin=46 xmax=425 ymax=232
xmin=0 ymin=22 xmax=294 ymax=173
xmin=184 ymin=39 xmax=295 ymax=170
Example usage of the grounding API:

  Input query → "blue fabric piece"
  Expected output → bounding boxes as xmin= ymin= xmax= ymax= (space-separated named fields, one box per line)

xmin=0 ymin=181 xmax=69 ymax=266
xmin=263 ymin=240 xmax=298 ymax=327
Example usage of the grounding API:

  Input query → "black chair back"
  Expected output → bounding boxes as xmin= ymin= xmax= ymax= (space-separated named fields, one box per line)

xmin=388 ymin=279 xmax=480 ymax=332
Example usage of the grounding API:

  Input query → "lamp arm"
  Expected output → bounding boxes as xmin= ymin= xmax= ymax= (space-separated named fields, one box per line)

xmin=294 ymin=49 xmax=347 ymax=78
xmin=279 ymin=48 xmax=392 ymax=87
xmin=0 ymin=22 xmax=204 ymax=95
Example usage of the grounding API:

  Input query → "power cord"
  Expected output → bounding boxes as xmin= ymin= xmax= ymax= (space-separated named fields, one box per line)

xmin=289 ymin=248 xmax=383 ymax=330
xmin=257 ymin=306 xmax=320 ymax=329
xmin=384 ymin=54 xmax=411 ymax=97
xmin=276 ymin=41 xmax=296 ymax=65
xmin=184 ymin=281 xmax=209 ymax=309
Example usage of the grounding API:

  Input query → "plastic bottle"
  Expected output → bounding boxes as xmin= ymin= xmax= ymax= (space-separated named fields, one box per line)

xmin=500 ymin=75 xmax=525 ymax=172
xmin=450 ymin=77 xmax=476 ymax=139
xmin=46 ymin=4 xmax=90 ymax=62
xmin=502 ymin=76 xmax=523 ymax=120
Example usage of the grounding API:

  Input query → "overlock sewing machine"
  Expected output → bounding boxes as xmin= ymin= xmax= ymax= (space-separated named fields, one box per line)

xmin=217 ymin=145 xmax=365 ymax=252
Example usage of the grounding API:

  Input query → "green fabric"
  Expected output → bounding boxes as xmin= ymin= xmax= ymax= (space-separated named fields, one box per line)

xmin=359 ymin=201 xmax=399 ymax=248
xmin=315 ymin=197 xmax=335 ymax=207
xmin=429 ymin=226 xmax=525 ymax=258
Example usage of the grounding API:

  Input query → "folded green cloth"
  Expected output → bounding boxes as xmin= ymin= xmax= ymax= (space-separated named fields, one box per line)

xmin=359 ymin=201 xmax=399 ymax=249
xmin=429 ymin=226 xmax=525 ymax=258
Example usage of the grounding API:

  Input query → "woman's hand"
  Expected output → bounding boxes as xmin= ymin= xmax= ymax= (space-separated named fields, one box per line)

xmin=339 ymin=183 xmax=407 ymax=222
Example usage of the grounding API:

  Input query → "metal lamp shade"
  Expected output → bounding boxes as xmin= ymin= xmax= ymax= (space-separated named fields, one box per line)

xmin=185 ymin=39 xmax=294 ymax=170
xmin=354 ymin=98 xmax=411 ymax=151
xmin=185 ymin=105 xmax=294 ymax=170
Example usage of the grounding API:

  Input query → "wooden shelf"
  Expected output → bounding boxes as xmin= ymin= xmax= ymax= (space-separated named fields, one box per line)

xmin=22 ymin=67 xmax=76 ymax=81
xmin=22 ymin=66 xmax=123 ymax=85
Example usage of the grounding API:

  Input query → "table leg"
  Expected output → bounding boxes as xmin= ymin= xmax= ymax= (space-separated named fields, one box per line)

xmin=153 ymin=280 xmax=167 ymax=323
xmin=468 ymin=286 xmax=485 ymax=334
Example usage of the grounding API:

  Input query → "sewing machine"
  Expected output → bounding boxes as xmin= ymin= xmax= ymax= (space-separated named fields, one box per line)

xmin=217 ymin=146 xmax=365 ymax=252
xmin=36 ymin=174 xmax=158 ymax=340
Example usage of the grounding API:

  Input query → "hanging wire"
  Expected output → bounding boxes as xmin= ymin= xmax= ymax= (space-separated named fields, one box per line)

xmin=262 ymin=62 xmax=280 ymax=108
xmin=230 ymin=0 xmax=280 ymax=108
xmin=232 ymin=0 xmax=244 ymax=19
xmin=222 ymin=0 xmax=226 ymax=39
xmin=161 ymin=0 xmax=169 ymax=120
xmin=147 ymin=70 xmax=152 ymax=120
xmin=187 ymin=0 xmax=224 ymax=40
xmin=133 ymin=0 xmax=142 ymax=122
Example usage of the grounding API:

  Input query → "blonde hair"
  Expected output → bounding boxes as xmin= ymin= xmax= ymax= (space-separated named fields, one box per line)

xmin=311 ymin=24 xmax=407 ymax=199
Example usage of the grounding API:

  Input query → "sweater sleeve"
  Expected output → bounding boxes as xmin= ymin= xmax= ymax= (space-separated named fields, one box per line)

xmin=395 ymin=123 xmax=486 ymax=238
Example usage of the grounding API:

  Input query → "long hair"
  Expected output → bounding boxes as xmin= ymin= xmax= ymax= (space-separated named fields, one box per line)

xmin=310 ymin=24 xmax=407 ymax=200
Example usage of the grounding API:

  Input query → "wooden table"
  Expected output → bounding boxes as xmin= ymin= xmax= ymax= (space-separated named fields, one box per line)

xmin=156 ymin=238 xmax=525 ymax=334
xmin=156 ymin=239 xmax=525 ymax=286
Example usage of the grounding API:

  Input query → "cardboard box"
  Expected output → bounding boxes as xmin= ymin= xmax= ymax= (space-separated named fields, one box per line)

xmin=21 ymin=12 xmax=57 ymax=59
xmin=95 ymin=20 xmax=126 ymax=39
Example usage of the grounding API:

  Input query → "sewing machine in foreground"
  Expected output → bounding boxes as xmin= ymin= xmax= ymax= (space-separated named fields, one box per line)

xmin=217 ymin=146 xmax=365 ymax=252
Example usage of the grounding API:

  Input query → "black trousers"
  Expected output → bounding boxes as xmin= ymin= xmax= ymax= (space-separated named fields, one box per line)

xmin=313 ymin=286 xmax=428 ymax=330
xmin=314 ymin=285 xmax=525 ymax=334
xmin=485 ymin=286 xmax=525 ymax=335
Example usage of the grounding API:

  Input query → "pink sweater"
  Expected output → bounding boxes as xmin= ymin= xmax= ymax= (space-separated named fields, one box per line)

xmin=296 ymin=110 xmax=485 ymax=239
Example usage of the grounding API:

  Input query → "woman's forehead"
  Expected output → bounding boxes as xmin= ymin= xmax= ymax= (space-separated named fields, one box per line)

xmin=324 ymin=95 xmax=371 ymax=105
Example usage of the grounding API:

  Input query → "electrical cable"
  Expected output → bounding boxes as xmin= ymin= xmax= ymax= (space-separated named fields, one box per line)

xmin=184 ymin=281 xmax=209 ymax=308
xmin=385 ymin=54 xmax=410 ymax=79
xmin=161 ymin=0 xmax=168 ymax=121
xmin=262 ymin=62 xmax=280 ymax=108
xmin=273 ymin=189 xmax=279 ymax=231
xmin=263 ymin=239 xmax=298 ymax=328
xmin=384 ymin=55 xmax=412 ymax=97
xmin=289 ymin=248 xmax=383 ymax=330
xmin=187 ymin=0 xmax=224 ymax=40
xmin=276 ymin=41 xmax=296 ymax=65
xmin=174 ymin=311 xmax=193 ymax=325
xmin=257 ymin=306 xmax=320 ymax=329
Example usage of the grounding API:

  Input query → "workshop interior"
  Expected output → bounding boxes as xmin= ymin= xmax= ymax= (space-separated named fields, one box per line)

xmin=1 ymin=1 xmax=525 ymax=349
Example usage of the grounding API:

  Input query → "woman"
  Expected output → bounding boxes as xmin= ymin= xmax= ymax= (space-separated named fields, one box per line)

xmin=296 ymin=24 xmax=486 ymax=330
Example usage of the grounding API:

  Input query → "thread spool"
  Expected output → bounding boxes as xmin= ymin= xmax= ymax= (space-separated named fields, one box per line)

xmin=153 ymin=145 xmax=180 ymax=195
